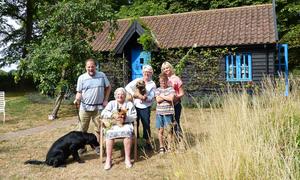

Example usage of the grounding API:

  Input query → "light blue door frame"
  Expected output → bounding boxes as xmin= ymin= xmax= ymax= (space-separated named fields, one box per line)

xmin=131 ymin=48 xmax=151 ymax=80
xmin=277 ymin=44 xmax=289 ymax=96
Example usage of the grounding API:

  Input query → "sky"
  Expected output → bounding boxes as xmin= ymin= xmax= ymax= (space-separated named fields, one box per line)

xmin=0 ymin=17 xmax=20 ymax=72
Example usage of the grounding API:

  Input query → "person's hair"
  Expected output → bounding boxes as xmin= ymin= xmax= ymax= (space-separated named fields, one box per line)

xmin=159 ymin=73 xmax=168 ymax=82
xmin=85 ymin=58 xmax=96 ymax=66
xmin=114 ymin=87 xmax=126 ymax=99
xmin=142 ymin=64 xmax=153 ymax=74
xmin=161 ymin=61 xmax=174 ymax=75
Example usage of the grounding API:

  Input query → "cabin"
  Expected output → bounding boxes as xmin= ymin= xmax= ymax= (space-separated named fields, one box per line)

xmin=92 ymin=4 xmax=288 ymax=96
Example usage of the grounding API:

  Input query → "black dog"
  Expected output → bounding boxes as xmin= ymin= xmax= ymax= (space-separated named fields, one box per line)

xmin=24 ymin=131 xmax=99 ymax=167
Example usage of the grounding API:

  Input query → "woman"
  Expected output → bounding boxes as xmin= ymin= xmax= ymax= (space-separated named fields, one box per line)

xmin=125 ymin=65 xmax=156 ymax=150
xmin=101 ymin=87 xmax=137 ymax=170
xmin=161 ymin=62 xmax=185 ymax=139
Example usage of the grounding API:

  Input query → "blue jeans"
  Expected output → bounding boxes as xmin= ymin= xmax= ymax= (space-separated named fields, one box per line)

xmin=174 ymin=102 xmax=182 ymax=138
xmin=136 ymin=106 xmax=151 ymax=140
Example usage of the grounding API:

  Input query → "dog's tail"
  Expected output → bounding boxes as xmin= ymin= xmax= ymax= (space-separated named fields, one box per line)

xmin=24 ymin=160 xmax=46 ymax=165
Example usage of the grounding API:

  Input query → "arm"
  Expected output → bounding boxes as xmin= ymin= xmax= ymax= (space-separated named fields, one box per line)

xmin=156 ymin=95 xmax=164 ymax=104
xmin=174 ymin=86 xmax=184 ymax=103
xmin=145 ymin=83 xmax=156 ymax=102
xmin=103 ymin=85 xmax=112 ymax=107
xmin=74 ymin=92 xmax=82 ymax=106
xmin=102 ymin=73 xmax=112 ymax=107
xmin=100 ymin=101 xmax=114 ymax=118
xmin=160 ymin=93 xmax=174 ymax=102
xmin=74 ymin=76 xmax=82 ymax=105
xmin=125 ymin=79 xmax=137 ymax=96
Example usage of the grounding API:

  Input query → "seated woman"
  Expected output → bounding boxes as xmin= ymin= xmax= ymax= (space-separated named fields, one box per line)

xmin=101 ymin=87 xmax=137 ymax=170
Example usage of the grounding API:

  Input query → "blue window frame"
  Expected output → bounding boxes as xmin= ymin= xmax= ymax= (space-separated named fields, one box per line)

xmin=226 ymin=53 xmax=252 ymax=81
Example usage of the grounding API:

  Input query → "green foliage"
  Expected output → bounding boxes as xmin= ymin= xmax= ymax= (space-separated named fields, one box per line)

xmin=117 ymin=1 xmax=169 ymax=18
xmin=175 ymin=47 xmax=195 ymax=76
xmin=151 ymin=47 xmax=229 ymax=94
xmin=277 ymin=1 xmax=300 ymax=69
xmin=137 ymin=31 xmax=156 ymax=51
xmin=0 ymin=70 xmax=35 ymax=91
xmin=0 ymin=0 xmax=39 ymax=66
xmin=16 ymin=0 xmax=115 ymax=97
xmin=96 ymin=52 xmax=128 ymax=96
xmin=209 ymin=0 xmax=270 ymax=9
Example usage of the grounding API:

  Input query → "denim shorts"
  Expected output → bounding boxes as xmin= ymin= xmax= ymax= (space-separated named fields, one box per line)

xmin=156 ymin=114 xmax=173 ymax=129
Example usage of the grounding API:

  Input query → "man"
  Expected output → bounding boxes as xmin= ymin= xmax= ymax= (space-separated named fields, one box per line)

xmin=74 ymin=58 xmax=111 ymax=154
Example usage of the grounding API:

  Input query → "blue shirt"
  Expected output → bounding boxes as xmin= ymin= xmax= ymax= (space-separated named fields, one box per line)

xmin=76 ymin=71 xmax=110 ymax=111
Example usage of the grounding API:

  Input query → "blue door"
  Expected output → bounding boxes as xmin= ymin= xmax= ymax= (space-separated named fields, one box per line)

xmin=131 ymin=48 xmax=151 ymax=80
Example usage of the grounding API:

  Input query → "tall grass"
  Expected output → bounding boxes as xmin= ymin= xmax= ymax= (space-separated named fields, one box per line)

xmin=170 ymin=77 xmax=300 ymax=179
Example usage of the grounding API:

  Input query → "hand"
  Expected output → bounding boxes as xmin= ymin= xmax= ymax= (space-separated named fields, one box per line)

xmin=73 ymin=99 xmax=80 ymax=108
xmin=73 ymin=99 xmax=77 ymax=104
xmin=112 ymin=113 xmax=118 ymax=119
xmin=138 ymin=94 xmax=147 ymax=101
xmin=102 ymin=100 xmax=108 ymax=107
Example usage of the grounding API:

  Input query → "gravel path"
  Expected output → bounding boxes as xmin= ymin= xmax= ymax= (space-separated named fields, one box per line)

xmin=0 ymin=117 xmax=77 ymax=141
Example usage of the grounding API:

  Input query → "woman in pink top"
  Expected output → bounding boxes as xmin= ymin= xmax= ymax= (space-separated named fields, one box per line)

xmin=161 ymin=62 xmax=185 ymax=139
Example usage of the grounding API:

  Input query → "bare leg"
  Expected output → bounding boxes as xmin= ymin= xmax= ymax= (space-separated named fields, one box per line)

xmin=104 ymin=139 xmax=114 ymax=170
xmin=167 ymin=130 xmax=174 ymax=151
xmin=123 ymin=137 xmax=132 ymax=167
xmin=158 ymin=128 xmax=164 ymax=148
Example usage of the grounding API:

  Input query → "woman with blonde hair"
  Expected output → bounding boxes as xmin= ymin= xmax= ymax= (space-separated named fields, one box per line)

xmin=161 ymin=62 xmax=185 ymax=139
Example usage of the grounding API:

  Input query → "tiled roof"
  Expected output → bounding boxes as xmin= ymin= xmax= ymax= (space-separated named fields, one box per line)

xmin=92 ymin=4 xmax=277 ymax=52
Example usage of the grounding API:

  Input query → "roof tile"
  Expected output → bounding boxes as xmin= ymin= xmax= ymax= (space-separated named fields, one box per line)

xmin=92 ymin=4 xmax=276 ymax=52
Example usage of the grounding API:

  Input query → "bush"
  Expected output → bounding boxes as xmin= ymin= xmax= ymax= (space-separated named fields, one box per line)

xmin=0 ymin=70 xmax=36 ymax=91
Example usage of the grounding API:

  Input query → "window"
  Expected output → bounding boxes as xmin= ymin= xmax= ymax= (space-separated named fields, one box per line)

xmin=226 ymin=53 xmax=252 ymax=81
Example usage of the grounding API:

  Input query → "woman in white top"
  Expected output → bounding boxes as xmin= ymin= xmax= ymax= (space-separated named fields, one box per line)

xmin=125 ymin=65 xmax=156 ymax=150
xmin=101 ymin=87 xmax=137 ymax=170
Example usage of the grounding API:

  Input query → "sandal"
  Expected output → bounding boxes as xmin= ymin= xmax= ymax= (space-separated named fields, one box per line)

xmin=159 ymin=147 xmax=165 ymax=154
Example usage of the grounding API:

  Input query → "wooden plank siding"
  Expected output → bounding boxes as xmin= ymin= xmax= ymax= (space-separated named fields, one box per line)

xmin=252 ymin=51 xmax=274 ymax=83
xmin=177 ymin=47 xmax=276 ymax=97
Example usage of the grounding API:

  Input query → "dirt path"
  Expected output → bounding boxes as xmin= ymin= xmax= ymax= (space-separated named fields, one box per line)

xmin=0 ymin=117 xmax=77 ymax=141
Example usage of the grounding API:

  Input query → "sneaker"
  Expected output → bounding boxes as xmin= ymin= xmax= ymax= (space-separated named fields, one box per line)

xmin=159 ymin=147 xmax=165 ymax=154
xmin=95 ymin=146 xmax=100 ymax=155
xmin=78 ymin=147 xmax=87 ymax=155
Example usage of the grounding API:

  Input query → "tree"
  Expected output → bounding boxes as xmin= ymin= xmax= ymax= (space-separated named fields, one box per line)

xmin=17 ymin=0 xmax=115 ymax=119
xmin=276 ymin=0 xmax=300 ymax=69
xmin=0 ymin=0 xmax=38 ymax=67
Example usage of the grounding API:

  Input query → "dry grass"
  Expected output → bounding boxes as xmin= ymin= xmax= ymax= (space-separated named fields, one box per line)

xmin=0 ymin=125 xmax=172 ymax=179
xmin=169 ymin=77 xmax=300 ymax=179
xmin=0 ymin=110 xmax=201 ymax=179
xmin=1 ymin=77 xmax=299 ymax=179
xmin=0 ymin=93 xmax=76 ymax=134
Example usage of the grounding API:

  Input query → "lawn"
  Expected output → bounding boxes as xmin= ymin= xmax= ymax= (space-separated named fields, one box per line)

xmin=0 ymin=92 xmax=76 ymax=134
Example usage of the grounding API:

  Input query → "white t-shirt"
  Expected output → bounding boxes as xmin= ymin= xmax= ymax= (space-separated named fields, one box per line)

xmin=125 ymin=78 xmax=156 ymax=109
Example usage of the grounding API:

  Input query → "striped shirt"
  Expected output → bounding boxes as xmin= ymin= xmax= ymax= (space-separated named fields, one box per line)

xmin=76 ymin=71 xmax=110 ymax=111
xmin=155 ymin=87 xmax=175 ymax=115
